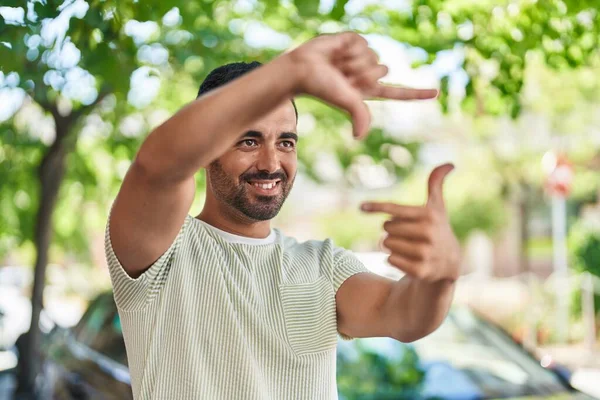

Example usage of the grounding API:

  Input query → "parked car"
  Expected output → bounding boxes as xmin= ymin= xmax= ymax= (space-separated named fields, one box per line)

xmin=36 ymin=292 xmax=595 ymax=400
xmin=37 ymin=293 xmax=130 ymax=400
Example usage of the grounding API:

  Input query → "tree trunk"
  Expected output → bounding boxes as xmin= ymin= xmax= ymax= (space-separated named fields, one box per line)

xmin=15 ymin=112 xmax=73 ymax=399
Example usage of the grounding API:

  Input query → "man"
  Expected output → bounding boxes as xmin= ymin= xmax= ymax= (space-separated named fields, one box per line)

xmin=105 ymin=32 xmax=461 ymax=399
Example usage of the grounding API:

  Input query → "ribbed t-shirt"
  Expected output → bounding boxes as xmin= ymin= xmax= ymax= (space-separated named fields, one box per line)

xmin=104 ymin=214 xmax=369 ymax=399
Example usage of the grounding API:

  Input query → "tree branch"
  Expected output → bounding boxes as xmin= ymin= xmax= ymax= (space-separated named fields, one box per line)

xmin=43 ymin=86 xmax=111 ymax=142
xmin=71 ymin=87 xmax=111 ymax=121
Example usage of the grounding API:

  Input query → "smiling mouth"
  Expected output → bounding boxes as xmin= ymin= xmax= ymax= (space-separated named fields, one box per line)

xmin=246 ymin=180 xmax=282 ymax=194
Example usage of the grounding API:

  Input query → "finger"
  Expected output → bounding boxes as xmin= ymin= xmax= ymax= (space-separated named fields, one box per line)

xmin=333 ymin=32 xmax=369 ymax=59
xmin=314 ymin=67 xmax=371 ymax=138
xmin=383 ymin=220 xmax=432 ymax=242
xmin=361 ymin=202 xmax=427 ymax=220
xmin=366 ymin=84 xmax=438 ymax=101
xmin=336 ymin=50 xmax=379 ymax=76
xmin=387 ymin=254 xmax=424 ymax=277
xmin=315 ymin=31 xmax=365 ymax=54
xmin=427 ymin=163 xmax=455 ymax=211
xmin=351 ymin=65 xmax=389 ymax=89
xmin=382 ymin=237 xmax=427 ymax=261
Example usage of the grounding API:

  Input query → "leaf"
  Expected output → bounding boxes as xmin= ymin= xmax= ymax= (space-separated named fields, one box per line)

xmin=294 ymin=0 xmax=319 ymax=17
xmin=0 ymin=44 xmax=22 ymax=73
xmin=0 ymin=1 xmax=23 ymax=7
xmin=510 ymin=96 xmax=521 ymax=119
xmin=34 ymin=1 xmax=61 ymax=20
xmin=265 ymin=0 xmax=280 ymax=9
xmin=439 ymin=75 xmax=450 ymax=114
xmin=330 ymin=0 xmax=349 ymax=21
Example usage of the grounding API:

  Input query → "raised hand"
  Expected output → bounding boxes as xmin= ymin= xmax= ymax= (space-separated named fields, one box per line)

xmin=287 ymin=32 xmax=438 ymax=139
xmin=360 ymin=164 xmax=461 ymax=282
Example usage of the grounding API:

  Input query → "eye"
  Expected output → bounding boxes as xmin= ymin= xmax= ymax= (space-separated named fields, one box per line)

xmin=279 ymin=140 xmax=296 ymax=149
xmin=239 ymin=139 xmax=258 ymax=147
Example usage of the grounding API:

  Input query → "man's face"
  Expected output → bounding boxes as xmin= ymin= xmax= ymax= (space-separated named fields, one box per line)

xmin=207 ymin=102 xmax=298 ymax=221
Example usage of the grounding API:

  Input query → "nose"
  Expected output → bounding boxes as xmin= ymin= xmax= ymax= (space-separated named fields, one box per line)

xmin=256 ymin=145 xmax=280 ymax=174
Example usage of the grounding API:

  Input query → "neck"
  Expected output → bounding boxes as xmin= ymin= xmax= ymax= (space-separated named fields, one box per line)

xmin=197 ymin=195 xmax=272 ymax=239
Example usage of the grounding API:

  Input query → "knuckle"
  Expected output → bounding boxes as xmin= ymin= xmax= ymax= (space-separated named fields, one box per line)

xmin=355 ymin=74 xmax=373 ymax=87
xmin=424 ymin=208 xmax=436 ymax=222
xmin=415 ymin=245 xmax=428 ymax=261
xmin=421 ymin=247 xmax=433 ymax=262
xmin=421 ymin=226 xmax=434 ymax=241
xmin=382 ymin=236 xmax=393 ymax=249
xmin=413 ymin=267 xmax=428 ymax=280
xmin=341 ymin=31 xmax=357 ymax=40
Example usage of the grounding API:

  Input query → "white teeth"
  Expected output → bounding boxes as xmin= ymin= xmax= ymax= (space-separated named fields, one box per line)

xmin=252 ymin=182 xmax=276 ymax=190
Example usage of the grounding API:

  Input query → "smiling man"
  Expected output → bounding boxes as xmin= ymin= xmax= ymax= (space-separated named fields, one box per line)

xmin=105 ymin=32 xmax=461 ymax=400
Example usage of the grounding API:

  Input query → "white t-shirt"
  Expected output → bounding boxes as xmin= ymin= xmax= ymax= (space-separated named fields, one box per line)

xmin=105 ymin=214 xmax=369 ymax=399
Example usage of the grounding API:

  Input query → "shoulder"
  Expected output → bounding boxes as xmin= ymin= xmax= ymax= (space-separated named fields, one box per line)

xmin=165 ymin=215 xmax=221 ymax=259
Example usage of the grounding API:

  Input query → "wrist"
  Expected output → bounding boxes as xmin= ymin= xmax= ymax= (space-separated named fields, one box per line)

xmin=276 ymin=50 xmax=308 ymax=96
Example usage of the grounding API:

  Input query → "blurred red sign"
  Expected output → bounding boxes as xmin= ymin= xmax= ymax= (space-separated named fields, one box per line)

xmin=544 ymin=153 xmax=573 ymax=197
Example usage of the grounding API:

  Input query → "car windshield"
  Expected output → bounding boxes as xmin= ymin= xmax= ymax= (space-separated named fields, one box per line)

xmin=337 ymin=308 xmax=568 ymax=400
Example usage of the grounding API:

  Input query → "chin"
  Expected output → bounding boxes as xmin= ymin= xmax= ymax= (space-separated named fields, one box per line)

xmin=231 ymin=191 xmax=287 ymax=222
xmin=241 ymin=205 xmax=281 ymax=222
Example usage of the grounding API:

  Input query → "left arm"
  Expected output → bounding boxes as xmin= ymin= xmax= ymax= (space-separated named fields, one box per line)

xmin=336 ymin=163 xmax=461 ymax=342
xmin=336 ymin=273 xmax=455 ymax=342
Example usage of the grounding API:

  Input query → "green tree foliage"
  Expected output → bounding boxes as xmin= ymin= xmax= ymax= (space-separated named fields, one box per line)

xmin=568 ymin=220 xmax=600 ymax=316
xmin=570 ymin=220 xmax=600 ymax=278
xmin=370 ymin=0 xmax=600 ymax=117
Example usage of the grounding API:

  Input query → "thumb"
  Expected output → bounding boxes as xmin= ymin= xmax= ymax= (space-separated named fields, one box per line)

xmin=427 ymin=163 xmax=455 ymax=211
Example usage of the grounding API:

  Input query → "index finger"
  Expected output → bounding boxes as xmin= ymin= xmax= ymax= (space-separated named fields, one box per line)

xmin=360 ymin=202 xmax=427 ymax=220
xmin=366 ymin=84 xmax=438 ymax=101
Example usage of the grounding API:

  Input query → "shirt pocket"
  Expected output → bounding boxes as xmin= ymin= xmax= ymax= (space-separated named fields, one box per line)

xmin=279 ymin=275 xmax=338 ymax=356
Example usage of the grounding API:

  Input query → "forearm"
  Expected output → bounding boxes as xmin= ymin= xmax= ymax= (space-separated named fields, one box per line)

xmin=383 ymin=276 xmax=455 ymax=342
xmin=136 ymin=54 xmax=302 ymax=182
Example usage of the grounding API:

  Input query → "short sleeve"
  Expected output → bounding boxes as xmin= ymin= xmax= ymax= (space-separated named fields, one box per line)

xmin=104 ymin=213 xmax=192 ymax=311
xmin=332 ymin=246 xmax=370 ymax=341
xmin=331 ymin=246 xmax=370 ymax=294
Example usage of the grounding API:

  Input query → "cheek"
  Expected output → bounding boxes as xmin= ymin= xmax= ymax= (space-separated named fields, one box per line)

xmin=219 ymin=154 xmax=253 ymax=182
xmin=282 ymin=157 xmax=297 ymax=180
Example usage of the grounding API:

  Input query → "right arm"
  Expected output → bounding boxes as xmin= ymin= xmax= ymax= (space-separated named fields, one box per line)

xmin=109 ymin=32 xmax=438 ymax=278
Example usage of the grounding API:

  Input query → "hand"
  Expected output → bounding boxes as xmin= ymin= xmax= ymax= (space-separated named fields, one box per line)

xmin=287 ymin=32 xmax=438 ymax=139
xmin=360 ymin=164 xmax=461 ymax=282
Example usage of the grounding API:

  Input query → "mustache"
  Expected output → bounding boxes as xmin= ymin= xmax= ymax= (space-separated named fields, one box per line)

xmin=241 ymin=170 xmax=287 ymax=182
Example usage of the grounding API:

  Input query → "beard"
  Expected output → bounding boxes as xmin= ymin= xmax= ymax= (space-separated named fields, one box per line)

xmin=208 ymin=160 xmax=294 ymax=221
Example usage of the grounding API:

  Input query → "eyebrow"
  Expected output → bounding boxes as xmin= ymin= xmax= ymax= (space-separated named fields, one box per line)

xmin=242 ymin=130 xmax=298 ymax=142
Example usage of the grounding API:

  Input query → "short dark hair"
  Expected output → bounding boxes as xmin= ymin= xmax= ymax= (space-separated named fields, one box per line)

xmin=197 ymin=61 xmax=298 ymax=121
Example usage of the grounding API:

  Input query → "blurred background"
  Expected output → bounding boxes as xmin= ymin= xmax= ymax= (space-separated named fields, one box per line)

xmin=1 ymin=0 xmax=600 ymax=399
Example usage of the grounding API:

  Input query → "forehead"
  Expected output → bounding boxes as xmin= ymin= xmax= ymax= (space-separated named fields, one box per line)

xmin=248 ymin=101 xmax=297 ymax=134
